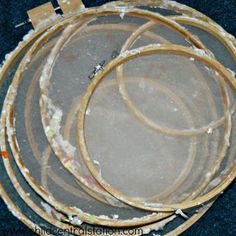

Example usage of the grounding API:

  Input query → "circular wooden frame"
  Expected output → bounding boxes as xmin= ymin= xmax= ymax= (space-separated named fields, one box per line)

xmin=0 ymin=16 xmax=181 ymax=236
xmin=2 ymin=7 xmax=180 ymax=229
xmin=0 ymin=0 xmax=235 ymax=235
xmin=116 ymin=25 xmax=231 ymax=136
xmin=38 ymin=7 xmax=236 ymax=211
xmin=37 ymin=20 xmax=205 ymax=204
xmin=37 ymin=4 xmax=236 ymax=212
xmin=2 ymin=0 xmax=235 ymax=227
xmin=0 ymin=35 xmax=216 ymax=235
xmin=2 ymin=5 xmax=211 ymax=227
xmin=19 ymin=28 xmax=204 ymax=209
xmin=77 ymin=43 xmax=234 ymax=212
xmin=38 ymin=5 xmax=215 ymax=211
xmin=18 ymin=20 xmax=225 ymax=225
xmin=113 ymin=19 xmax=232 ymax=202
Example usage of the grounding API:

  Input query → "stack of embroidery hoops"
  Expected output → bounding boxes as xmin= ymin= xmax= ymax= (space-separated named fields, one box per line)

xmin=0 ymin=0 xmax=235 ymax=235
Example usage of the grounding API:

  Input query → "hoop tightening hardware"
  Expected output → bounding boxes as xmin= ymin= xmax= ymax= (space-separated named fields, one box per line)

xmin=15 ymin=0 xmax=85 ymax=29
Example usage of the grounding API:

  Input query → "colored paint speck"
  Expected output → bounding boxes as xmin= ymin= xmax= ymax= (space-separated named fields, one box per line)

xmin=63 ymin=157 xmax=74 ymax=164
xmin=1 ymin=151 xmax=8 ymax=158
xmin=88 ymin=215 xmax=96 ymax=223
xmin=47 ymin=128 xmax=55 ymax=138
xmin=60 ymin=215 xmax=69 ymax=223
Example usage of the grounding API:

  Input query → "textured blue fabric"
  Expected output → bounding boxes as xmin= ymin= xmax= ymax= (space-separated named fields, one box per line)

xmin=0 ymin=0 xmax=235 ymax=235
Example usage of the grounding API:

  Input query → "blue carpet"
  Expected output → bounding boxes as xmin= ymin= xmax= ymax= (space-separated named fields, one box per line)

xmin=0 ymin=0 xmax=235 ymax=235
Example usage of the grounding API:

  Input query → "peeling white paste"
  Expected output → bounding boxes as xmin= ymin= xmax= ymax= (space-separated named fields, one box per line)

xmin=209 ymin=177 xmax=221 ymax=187
xmin=41 ymin=202 xmax=53 ymax=216
xmin=175 ymin=209 xmax=189 ymax=219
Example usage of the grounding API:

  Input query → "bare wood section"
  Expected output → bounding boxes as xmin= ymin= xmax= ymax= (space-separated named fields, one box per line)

xmin=27 ymin=2 xmax=56 ymax=28
xmin=57 ymin=0 xmax=85 ymax=15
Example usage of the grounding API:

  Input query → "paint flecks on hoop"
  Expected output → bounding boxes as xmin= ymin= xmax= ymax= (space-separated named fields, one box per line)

xmin=1 ymin=151 xmax=9 ymax=159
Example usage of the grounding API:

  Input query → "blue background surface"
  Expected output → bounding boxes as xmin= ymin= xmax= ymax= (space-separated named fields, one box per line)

xmin=0 ymin=0 xmax=235 ymax=235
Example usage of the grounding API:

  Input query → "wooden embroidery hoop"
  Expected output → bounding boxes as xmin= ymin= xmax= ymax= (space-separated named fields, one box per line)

xmin=2 ymin=0 xmax=235 ymax=228
xmin=77 ymin=44 xmax=235 ymax=212
xmin=0 ymin=0 xmax=234 ymax=233
xmin=38 ymin=6 xmax=218 ymax=214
